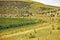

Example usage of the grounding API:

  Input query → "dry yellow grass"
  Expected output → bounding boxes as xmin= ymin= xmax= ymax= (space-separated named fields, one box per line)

xmin=0 ymin=1 xmax=60 ymax=40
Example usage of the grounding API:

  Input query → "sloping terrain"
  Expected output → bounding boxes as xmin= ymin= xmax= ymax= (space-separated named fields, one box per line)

xmin=0 ymin=1 xmax=60 ymax=40
xmin=0 ymin=1 xmax=60 ymax=18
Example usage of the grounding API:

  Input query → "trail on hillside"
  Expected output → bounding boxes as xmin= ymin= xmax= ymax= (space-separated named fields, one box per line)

xmin=0 ymin=23 xmax=51 ymax=39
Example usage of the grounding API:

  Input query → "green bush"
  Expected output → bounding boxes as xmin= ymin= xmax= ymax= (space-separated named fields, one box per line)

xmin=57 ymin=27 xmax=60 ymax=30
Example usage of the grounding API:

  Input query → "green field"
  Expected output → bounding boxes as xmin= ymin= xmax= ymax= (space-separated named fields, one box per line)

xmin=0 ymin=18 xmax=39 ymax=30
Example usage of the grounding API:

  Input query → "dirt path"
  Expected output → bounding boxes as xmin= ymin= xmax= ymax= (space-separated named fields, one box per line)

xmin=0 ymin=24 xmax=51 ymax=39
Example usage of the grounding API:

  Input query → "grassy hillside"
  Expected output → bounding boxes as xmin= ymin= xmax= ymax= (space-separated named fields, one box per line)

xmin=0 ymin=1 xmax=60 ymax=18
xmin=0 ymin=1 xmax=60 ymax=40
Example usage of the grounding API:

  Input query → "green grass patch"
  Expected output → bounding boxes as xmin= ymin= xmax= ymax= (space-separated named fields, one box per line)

xmin=0 ymin=18 xmax=38 ymax=30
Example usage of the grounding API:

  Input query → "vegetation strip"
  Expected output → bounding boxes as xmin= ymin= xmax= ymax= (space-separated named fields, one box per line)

xmin=0 ymin=21 xmax=38 ymax=30
xmin=0 ymin=18 xmax=38 ymax=30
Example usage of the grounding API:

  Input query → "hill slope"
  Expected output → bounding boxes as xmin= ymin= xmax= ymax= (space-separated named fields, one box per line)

xmin=0 ymin=1 xmax=60 ymax=18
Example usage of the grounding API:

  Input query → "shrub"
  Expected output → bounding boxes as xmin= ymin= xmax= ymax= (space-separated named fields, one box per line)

xmin=29 ymin=33 xmax=35 ymax=39
xmin=0 ymin=25 xmax=3 ymax=30
xmin=0 ymin=25 xmax=7 ymax=30
xmin=50 ymin=14 xmax=55 ymax=17
xmin=57 ymin=27 xmax=60 ymax=30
